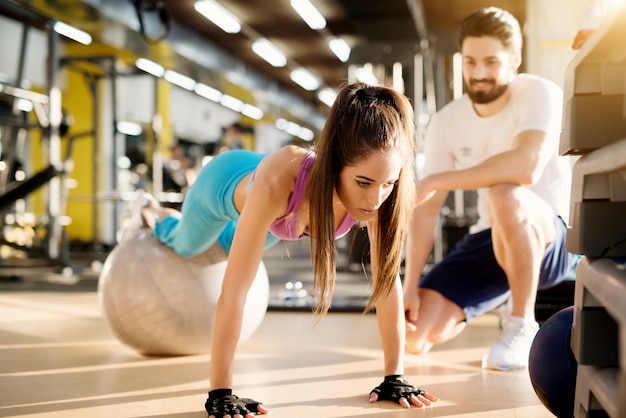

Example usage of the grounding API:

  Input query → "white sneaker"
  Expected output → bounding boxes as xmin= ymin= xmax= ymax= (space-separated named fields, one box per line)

xmin=128 ymin=192 xmax=159 ymax=229
xmin=482 ymin=315 xmax=539 ymax=371
xmin=493 ymin=297 xmax=513 ymax=329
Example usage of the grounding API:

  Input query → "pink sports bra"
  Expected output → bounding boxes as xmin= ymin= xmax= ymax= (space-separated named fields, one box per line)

xmin=267 ymin=150 xmax=356 ymax=241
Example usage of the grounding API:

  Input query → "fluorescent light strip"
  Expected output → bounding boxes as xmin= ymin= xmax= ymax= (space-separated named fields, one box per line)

xmin=220 ymin=94 xmax=244 ymax=112
xmin=317 ymin=87 xmax=337 ymax=107
xmin=252 ymin=39 xmax=287 ymax=67
xmin=117 ymin=121 xmax=143 ymax=136
xmin=135 ymin=58 xmax=165 ymax=77
xmin=275 ymin=118 xmax=288 ymax=131
xmin=277 ymin=118 xmax=300 ymax=136
xmin=290 ymin=0 xmax=326 ymax=30
xmin=242 ymin=104 xmax=263 ymax=120
xmin=354 ymin=66 xmax=378 ymax=85
xmin=298 ymin=127 xmax=314 ymax=141
xmin=53 ymin=21 xmax=92 ymax=45
xmin=164 ymin=70 xmax=196 ymax=91
xmin=392 ymin=62 xmax=404 ymax=93
xmin=290 ymin=68 xmax=320 ymax=91
xmin=275 ymin=118 xmax=314 ymax=141
xmin=195 ymin=83 xmax=222 ymax=102
xmin=328 ymin=37 xmax=350 ymax=62
xmin=194 ymin=0 xmax=241 ymax=33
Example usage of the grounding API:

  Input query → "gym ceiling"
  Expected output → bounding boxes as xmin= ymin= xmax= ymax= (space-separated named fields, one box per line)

xmin=162 ymin=0 xmax=525 ymax=104
xmin=0 ymin=0 xmax=525 ymax=124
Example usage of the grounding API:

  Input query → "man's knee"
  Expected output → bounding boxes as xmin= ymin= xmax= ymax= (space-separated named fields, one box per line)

xmin=406 ymin=289 xmax=465 ymax=353
xmin=486 ymin=184 xmax=523 ymax=218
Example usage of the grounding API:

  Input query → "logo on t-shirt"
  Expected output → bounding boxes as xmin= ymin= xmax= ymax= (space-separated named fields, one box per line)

xmin=460 ymin=146 xmax=473 ymax=157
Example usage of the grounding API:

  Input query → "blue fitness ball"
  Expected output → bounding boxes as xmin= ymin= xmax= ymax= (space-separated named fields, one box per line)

xmin=528 ymin=306 xmax=577 ymax=418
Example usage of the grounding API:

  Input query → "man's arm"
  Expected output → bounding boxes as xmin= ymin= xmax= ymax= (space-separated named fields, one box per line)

xmin=403 ymin=190 xmax=447 ymax=321
xmin=407 ymin=130 xmax=544 ymax=280
xmin=404 ymin=127 xmax=552 ymax=311
xmin=419 ymin=129 xmax=552 ymax=198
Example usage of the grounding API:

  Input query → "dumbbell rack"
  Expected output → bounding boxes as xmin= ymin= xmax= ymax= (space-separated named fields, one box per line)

xmin=566 ymin=137 xmax=626 ymax=417
xmin=558 ymin=4 xmax=626 ymax=415
xmin=566 ymin=130 xmax=626 ymax=418
xmin=572 ymin=256 xmax=625 ymax=417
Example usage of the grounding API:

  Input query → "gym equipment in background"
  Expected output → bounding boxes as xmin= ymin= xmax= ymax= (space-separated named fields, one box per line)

xmin=529 ymin=306 xmax=577 ymax=418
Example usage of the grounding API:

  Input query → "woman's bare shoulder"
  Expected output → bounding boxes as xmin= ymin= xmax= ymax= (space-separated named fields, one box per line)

xmin=254 ymin=145 xmax=309 ymax=190
xmin=261 ymin=145 xmax=309 ymax=173
xmin=274 ymin=144 xmax=310 ymax=160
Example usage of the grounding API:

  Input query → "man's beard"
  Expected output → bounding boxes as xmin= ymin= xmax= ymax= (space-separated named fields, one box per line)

xmin=466 ymin=79 xmax=509 ymax=104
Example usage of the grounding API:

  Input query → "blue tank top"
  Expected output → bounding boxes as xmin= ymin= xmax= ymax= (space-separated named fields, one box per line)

xmin=268 ymin=150 xmax=356 ymax=241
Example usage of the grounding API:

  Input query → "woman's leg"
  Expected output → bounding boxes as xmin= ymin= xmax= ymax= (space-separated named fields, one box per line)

xmin=149 ymin=150 xmax=268 ymax=258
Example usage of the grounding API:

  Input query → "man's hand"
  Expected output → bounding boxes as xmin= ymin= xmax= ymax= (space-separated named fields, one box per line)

xmin=572 ymin=29 xmax=595 ymax=50
xmin=404 ymin=289 xmax=421 ymax=327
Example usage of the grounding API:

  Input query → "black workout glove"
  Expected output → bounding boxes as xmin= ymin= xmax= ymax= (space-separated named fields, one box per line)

xmin=205 ymin=389 xmax=263 ymax=417
xmin=370 ymin=375 xmax=425 ymax=404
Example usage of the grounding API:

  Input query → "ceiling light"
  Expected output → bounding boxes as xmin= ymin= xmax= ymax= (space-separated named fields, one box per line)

xmin=242 ymin=104 xmax=263 ymax=120
xmin=53 ymin=21 xmax=92 ymax=45
xmin=164 ymin=70 xmax=196 ymax=91
xmin=220 ymin=94 xmax=243 ymax=112
xmin=391 ymin=62 xmax=405 ymax=93
xmin=135 ymin=58 xmax=165 ymax=77
xmin=297 ymin=126 xmax=314 ymax=141
xmin=276 ymin=118 xmax=315 ymax=141
xmin=317 ymin=87 xmax=337 ymax=107
xmin=290 ymin=68 xmax=320 ymax=91
xmin=117 ymin=121 xmax=143 ymax=136
xmin=290 ymin=0 xmax=326 ymax=30
xmin=275 ymin=118 xmax=288 ymax=130
xmin=252 ymin=39 xmax=287 ymax=67
xmin=354 ymin=66 xmax=378 ymax=85
xmin=328 ymin=37 xmax=350 ymax=62
xmin=194 ymin=0 xmax=241 ymax=34
xmin=276 ymin=118 xmax=300 ymax=136
xmin=195 ymin=83 xmax=222 ymax=102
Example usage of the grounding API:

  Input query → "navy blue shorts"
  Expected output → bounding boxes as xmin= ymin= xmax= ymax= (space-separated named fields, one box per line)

xmin=418 ymin=215 xmax=579 ymax=322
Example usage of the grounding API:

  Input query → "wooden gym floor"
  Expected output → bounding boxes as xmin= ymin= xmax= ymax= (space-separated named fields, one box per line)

xmin=0 ymin=240 xmax=555 ymax=417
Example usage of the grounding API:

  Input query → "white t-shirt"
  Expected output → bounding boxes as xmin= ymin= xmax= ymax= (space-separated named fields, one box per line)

xmin=422 ymin=73 xmax=572 ymax=232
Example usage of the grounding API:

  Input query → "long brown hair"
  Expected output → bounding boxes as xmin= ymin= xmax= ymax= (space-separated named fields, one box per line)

xmin=306 ymin=82 xmax=416 ymax=315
